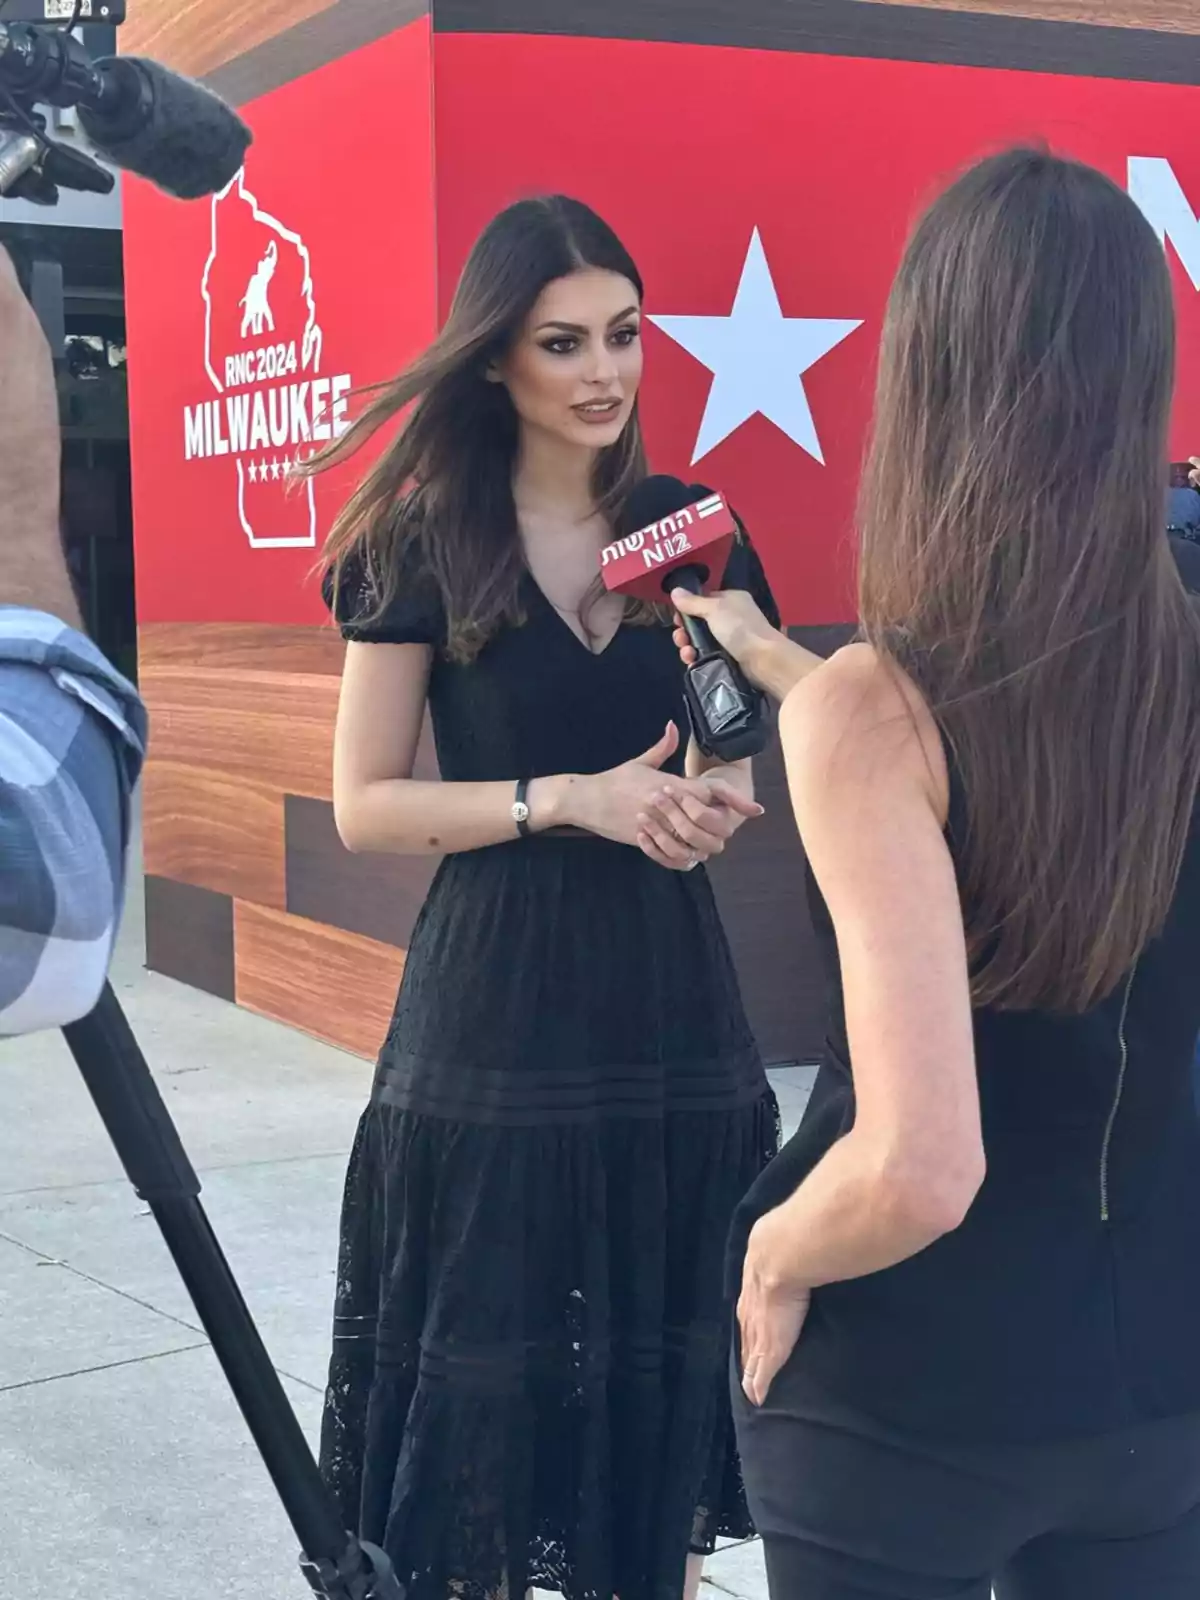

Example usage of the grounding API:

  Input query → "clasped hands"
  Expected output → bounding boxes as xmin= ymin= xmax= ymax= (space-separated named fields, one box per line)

xmin=635 ymin=770 xmax=762 ymax=873
xmin=589 ymin=719 xmax=762 ymax=873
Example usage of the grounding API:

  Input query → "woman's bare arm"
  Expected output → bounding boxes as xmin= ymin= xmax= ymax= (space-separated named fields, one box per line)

xmin=333 ymin=641 xmax=574 ymax=854
xmin=749 ymin=645 xmax=985 ymax=1288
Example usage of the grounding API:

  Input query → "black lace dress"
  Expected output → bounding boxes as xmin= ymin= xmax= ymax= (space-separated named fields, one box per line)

xmin=321 ymin=537 xmax=780 ymax=1600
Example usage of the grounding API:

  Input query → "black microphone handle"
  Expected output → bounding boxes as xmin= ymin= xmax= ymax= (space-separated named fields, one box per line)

xmin=667 ymin=566 xmax=721 ymax=657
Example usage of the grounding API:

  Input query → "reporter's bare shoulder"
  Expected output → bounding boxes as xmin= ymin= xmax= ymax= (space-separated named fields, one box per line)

xmin=778 ymin=642 xmax=949 ymax=821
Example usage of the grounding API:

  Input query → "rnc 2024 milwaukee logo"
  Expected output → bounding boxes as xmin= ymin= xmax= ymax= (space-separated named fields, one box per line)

xmin=182 ymin=171 xmax=354 ymax=548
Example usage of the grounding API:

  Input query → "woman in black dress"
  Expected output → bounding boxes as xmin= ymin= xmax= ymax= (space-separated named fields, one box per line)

xmin=304 ymin=196 xmax=780 ymax=1600
xmin=671 ymin=149 xmax=1200 ymax=1598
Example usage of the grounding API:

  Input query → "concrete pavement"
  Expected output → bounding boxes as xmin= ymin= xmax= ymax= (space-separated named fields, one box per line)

xmin=0 ymin=845 xmax=812 ymax=1599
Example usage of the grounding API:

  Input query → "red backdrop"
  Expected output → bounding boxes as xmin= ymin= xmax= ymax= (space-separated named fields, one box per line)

xmin=435 ymin=35 xmax=1200 ymax=624
xmin=126 ymin=27 xmax=1200 ymax=630
xmin=125 ymin=18 xmax=437 ymax=626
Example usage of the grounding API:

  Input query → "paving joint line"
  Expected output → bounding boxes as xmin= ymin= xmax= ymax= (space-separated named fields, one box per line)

xmin=0 ymin=1146 xmax=352 ymax=1201
xmin=0 ymin=1227 xmax=211 ymax=1335
xmin=0 ymin=1342 xmax=211 ymax=1396
xmin=0 ymin=1229 xmax=325 ymax=1395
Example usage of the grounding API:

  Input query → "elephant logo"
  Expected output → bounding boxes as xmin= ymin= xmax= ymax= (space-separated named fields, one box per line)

xmin=239 ymin=240 xmax=279 ymax=339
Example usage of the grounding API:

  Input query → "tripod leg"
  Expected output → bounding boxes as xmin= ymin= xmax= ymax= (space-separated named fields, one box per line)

xmin=61 ymin=983 xmax=402 ymax=1600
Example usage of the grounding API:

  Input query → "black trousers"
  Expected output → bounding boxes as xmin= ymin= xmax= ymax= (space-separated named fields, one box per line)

xmin=736 ymin=1377 xmax=1200 ymax=1599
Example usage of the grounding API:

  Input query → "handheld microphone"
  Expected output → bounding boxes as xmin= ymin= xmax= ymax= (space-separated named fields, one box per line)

xmin=0 ymin=23 xmax=252 ymax=201
xmin=604 ymin=475 xmax=769 ymax=762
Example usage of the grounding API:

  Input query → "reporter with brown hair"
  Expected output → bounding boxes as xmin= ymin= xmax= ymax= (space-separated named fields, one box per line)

xmin=668 ymin=150 xmax=1200 ymax=1598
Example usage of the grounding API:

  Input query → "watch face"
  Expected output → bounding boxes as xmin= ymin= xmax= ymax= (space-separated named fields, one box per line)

xmin=513 ymin=802 xmax=530 ymax=824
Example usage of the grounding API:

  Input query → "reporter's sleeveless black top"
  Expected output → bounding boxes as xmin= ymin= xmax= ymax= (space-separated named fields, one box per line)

xmin=731 ymin=730 xmax=1200 ymax=1444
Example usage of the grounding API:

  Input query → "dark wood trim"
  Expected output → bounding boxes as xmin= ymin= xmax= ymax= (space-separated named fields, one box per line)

xmin=791 ymin=622 xmax=858 ymax=655
xmin=708 ymin=736 xmax=822 ymax=1066
xmin=284 ymin=795 xmax=438 ymax=948
xmin=432 ymin=0 xmax=1200 ymax=85
xmin=710 ymin=622 xmax=853 ymax=1066
xmin=144 ymin=877 xmax=236 ymax=1003
xmin=206 ymin=0 xmax=428 ymax=107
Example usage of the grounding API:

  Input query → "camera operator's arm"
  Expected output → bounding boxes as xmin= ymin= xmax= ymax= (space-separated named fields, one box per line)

xmin=0 ymin=246 xmax=146 ymax=1035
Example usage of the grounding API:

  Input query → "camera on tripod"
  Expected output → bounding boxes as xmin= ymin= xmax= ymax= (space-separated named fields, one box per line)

xmin=0 ymin=1 xmax=127 ymax=206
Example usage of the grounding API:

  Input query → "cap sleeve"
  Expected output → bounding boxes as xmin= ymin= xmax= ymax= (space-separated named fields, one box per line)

xmin=323 ymin=534 xmax=445 ymax=647
xmin=723 ymin=520 xmax=782 ymax=630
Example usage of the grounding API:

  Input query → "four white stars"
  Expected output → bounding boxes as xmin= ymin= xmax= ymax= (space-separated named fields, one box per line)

xmin=246 ymin=457 xmax=294 ymax=483
xmin=649 ymin=228 xmax=863 ymax=466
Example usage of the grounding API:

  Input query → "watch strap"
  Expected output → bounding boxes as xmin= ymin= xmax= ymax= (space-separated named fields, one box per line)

xmin=513 ymin=777 xmax=532 ymax=837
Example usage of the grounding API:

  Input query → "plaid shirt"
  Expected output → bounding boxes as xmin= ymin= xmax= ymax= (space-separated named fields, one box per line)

xmin=0 ymin=608 xmax=146 ymax=1035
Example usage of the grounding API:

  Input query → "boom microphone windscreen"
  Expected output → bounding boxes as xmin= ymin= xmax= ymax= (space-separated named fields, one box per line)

xmin=79 ymin=57 xmax=252 ymax=200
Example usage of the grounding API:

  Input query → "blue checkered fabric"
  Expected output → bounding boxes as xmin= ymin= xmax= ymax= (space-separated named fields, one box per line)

xmin=0 ymin=608 xmax=146 ymax=1035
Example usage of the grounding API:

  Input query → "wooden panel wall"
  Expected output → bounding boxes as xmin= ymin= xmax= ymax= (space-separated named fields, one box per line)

xmin=141 ymin=623 xmax=403 ymax=1058
xmin=234 ymin=902 xmax=404 ymax=1057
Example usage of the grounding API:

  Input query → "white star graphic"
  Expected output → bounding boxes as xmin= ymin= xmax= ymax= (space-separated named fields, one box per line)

xmin=270 ymin=459 xmax=282 ymax=481
xmin=649 ymin=228 xmax=863 ymax=465
xmin=247 ymin=461 xmax=258 ymax=484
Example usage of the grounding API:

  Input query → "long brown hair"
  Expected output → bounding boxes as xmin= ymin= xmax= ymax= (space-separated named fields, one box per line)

xmin=304 ymin=195 xmax=650 ymax=661
xmin=859 ymin=147 xmax=1200 ymax=1013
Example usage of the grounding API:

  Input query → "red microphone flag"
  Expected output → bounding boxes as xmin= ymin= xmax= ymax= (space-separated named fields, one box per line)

xmin=599 ymin=491 xmax=738 ymax=604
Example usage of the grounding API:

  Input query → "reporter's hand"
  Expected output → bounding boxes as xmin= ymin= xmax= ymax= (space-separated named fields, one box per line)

xmin=569 ymin=723 xmax=760 ymax=866
xmin=671 ymin=588 xmax=780 ymax=681
xmin=672 ymin=587 xmax=824 ymax=703
xmin=738 ymin=1207 xmax=812 ymax=1407
xmin=637 ymin=778 xmax=762 ymax=871
xmin=1189 ymin=456 xmax=1200 ymax=490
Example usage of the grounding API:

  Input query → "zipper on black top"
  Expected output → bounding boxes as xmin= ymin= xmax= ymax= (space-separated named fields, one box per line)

xmin=1099 ymin=964 xmax=1137 ymax=1223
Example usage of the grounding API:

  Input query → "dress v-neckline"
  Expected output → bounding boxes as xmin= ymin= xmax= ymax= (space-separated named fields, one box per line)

xmin=526 ymin=572 xmax=624 ymax=660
